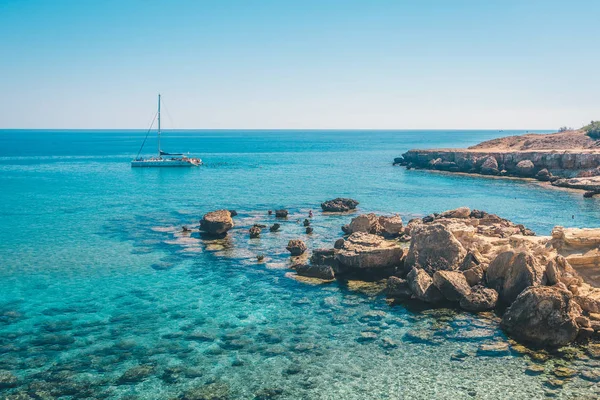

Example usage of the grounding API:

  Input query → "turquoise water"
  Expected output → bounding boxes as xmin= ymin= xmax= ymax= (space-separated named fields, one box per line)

xmin=1 ymin=129 xmax=599 ymax=399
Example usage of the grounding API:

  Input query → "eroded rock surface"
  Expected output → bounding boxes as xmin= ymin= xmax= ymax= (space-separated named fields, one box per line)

xmin=501 ymin=286 xmax=581 ymax=347
xmin=336 ymin=232 xmax=404 ymax=269
xmin=405 ymin=224 xmax=466 ymax=275
xmin=200 ymin=210 xmax=234 ymax=236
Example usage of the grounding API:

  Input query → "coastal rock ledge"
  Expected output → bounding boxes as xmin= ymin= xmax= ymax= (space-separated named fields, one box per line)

xmin=394 ymin=128 xmax=600 ymax=194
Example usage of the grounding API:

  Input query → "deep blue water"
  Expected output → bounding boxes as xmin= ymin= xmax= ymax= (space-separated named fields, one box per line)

xmin=1 ymin=129 xmax=599 ymax=399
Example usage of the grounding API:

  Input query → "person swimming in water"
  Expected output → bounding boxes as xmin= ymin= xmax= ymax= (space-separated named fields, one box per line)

xmin=309 ymin=210 xmax=313 ymax=218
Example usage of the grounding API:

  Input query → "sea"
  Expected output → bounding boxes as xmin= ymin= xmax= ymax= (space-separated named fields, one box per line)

xmin=1 ymin=129 xmax=599 ymax=399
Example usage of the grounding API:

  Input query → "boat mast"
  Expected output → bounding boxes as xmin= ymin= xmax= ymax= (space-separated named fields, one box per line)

xmin=157 ymin=93 xmax=161 ymax=157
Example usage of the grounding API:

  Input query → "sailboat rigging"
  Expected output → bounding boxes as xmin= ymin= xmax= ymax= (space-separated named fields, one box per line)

xmin=131 ymin=94 xmax=202 ymax=167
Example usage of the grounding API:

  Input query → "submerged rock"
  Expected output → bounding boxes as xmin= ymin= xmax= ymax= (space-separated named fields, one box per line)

xmin=386 ymin=276 xmax=412 ymax=300
xmin=321 ymin=198 xmax=359 ymax=212
xmin=0 ymin=371 xmax=18 ymax=389
xmin=405 ymin=224 xmax=466 ymax=275
xmin=336 ymin=232 xmax=404 ymax=269
xmin=286 ymin=239 xmax=307 ymax=256
xmin=200 ymin=210 xmax=234 ymax=236
xmin=501 ymin=286 xmax=581 ymax=347
xmin=293 ymin=264 xmax=335 ymax=280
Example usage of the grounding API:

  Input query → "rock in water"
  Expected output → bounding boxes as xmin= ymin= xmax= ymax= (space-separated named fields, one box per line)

xmin=459 ymin=285 xmax=498 ymax=312
xmin=405 ymin=224 xmax=466 ymax=275
xmin=303 ymin=219 xmax=310 ymax=227
xmin=406 ymin=268 xmax=444 ymax=304
xmin=334 ymin=238 xmax=345 ymax=249
xmin=275 ymin=209 xmax=288 ymax=218
xmin=269 ymin=223 xmax=281 ymax=232
xmin=500 ymin=286 xmax=581 ymax=347
xmin=432 ymin=270 xmax=471 ymax=302
xmin=386 ymin=276 xmax=412 ymax=299
xmin=293 ymin=264 xmax=335 ymax=280
xmin=335 ymin=232 xmax=404 ymax=269
xmin=486 ymin=250 xmax=545 ymax=304
xmin=200 ymin=210 xmax=234 ymax=236
xmin=249 ymin=225 xmax=261 ymax=238
xmin=321 ymin=198 xmax=359 ymax=212
xmin=286 ymin=239 xmax=307 ymax=256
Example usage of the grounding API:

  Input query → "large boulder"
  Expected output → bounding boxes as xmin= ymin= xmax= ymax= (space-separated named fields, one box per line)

xmin=321 ymin=198 xmax=359 ymax=212
xmin=406 ymin=268 xmax=443 ymax=303
xmin=378 ymin=215 xmax=404 ymax=236
xmin=480 ymin=156 xmax=499 ymax=175
xmin=515 ymin=160 xmax=535 ymax=177
xmin=200 ymin=210 xmax=234 ymax=236
xmin=293 ymin=264 xmax=334 ymax=280
xmin=500 ymin=286 xmax=581 ymax=347
xmin=335 ymin=232 xmax=404 ymax=269
xmin=486 ymin=250 xmax=545 ymax=304
xmin=286 ymin=239 xmax=307 ymax=256
xmin=459 ymin=286 xmax=498 ymax=312
xmin=347 ymin=213 xmax=380 ymax=234
xmin=386 ymin=276 xmax=412 ymax=299
xmin=440 ymin=207 xmax=471 ymax=219
xmin=432 ymin=271 xmax=471 ymax=302
xmin=405 ymin=224 xmax=467 ymax=275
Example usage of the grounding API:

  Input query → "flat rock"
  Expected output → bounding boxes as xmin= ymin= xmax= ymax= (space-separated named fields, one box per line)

xmin=336 ymin=232 xmax=404 ymax=269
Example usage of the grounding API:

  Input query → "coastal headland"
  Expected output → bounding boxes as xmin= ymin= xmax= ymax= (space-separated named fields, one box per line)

xmin=395 ymin=128 xmax=600 ymax=195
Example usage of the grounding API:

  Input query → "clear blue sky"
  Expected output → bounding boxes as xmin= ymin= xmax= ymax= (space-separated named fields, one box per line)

xmin=1 ymin=0 xmax=598 ymax=129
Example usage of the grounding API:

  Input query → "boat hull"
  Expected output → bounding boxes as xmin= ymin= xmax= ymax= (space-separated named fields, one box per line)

xmin=131 ymin=159 xmax=201 ymax=167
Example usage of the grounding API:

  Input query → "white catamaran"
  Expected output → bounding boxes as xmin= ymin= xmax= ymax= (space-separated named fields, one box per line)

xmin=131 ymin=94 xmax=202 ymax=167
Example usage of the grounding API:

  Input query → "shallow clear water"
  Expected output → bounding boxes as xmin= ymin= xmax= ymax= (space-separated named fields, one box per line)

xmin=1 ymin=129 xmax=599 ymax=399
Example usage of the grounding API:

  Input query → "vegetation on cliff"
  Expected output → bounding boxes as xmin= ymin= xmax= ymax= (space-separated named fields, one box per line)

xmin=583 ymin=121 xmax=600 ymax=139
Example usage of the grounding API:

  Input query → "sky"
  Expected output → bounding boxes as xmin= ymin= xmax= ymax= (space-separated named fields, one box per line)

xmin=0 ymin=0 xmax=599 ymax=129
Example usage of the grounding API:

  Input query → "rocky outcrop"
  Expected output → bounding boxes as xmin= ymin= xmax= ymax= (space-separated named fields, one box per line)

xmin=321 ymin=198 xmax=359 ymax=212
xmin=406 ymin=268 xmax=443 ymax=303
xmin=551 ymin=226 xmax=600 ymax=286
xmin=405 ymin=224 xmax=466 ymax=275
xmin=386 ymin=276 xmax=412 ymax=299
xmin=310 ymin=248 xmax=337 ymax=268
xmin=486 ymin=250 xmax=545 ymax=304
xmin=480 ymin=156 xmax=499 ymax=175
xmin=398 ymin=129 xmax=600 ymax=192
xmin=459 ymin=286 xmax=498 ymax=312
xmin=515 ymin=160 xmax=535 ymax=177
xmin=343 ymin=213 xmax=404 ymax=237
xmin=336 ymin=232 xmax=404 ymax=269
xmin=501 ymin=286 xmax=581 ymax=347
xmin=432 ymin=270 xmax=471 ymax=302
xmin=293 ymin=264 xmax=335 ymax=280
xmin=286 ymin=239 xmax=307 ymax=256
xmin=200 ymin=210 xmax=234 ymax=236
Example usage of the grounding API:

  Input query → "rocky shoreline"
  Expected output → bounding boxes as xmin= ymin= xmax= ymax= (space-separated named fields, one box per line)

xmin=197 ymin=201 xmax=600 ymax=350
xmin=394 ymin=129 xmax=600 ymax=196
xmin=395 ymin=149 xmax=600 ymax=196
